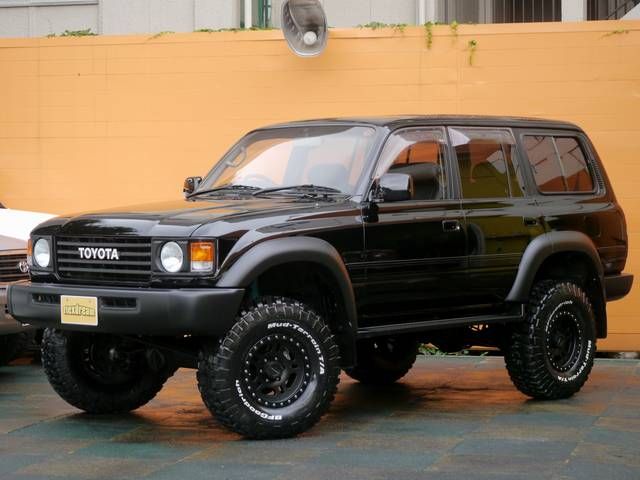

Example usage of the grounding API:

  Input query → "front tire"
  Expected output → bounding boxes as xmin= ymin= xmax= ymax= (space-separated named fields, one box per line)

xmin=504 ymin=280 xmax=596 ymax=400
xmin=197 ymin=298 xmax=340 ymax=439
xmin=344 ymin=336 xmax=420 ymax=385
xmin=42 ymin=329 xmax=175 ymax=413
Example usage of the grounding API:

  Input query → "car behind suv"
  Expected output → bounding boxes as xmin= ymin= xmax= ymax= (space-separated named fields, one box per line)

xmin=8 ymin=116 xmax=633 ymax=438
xmin=0 ymin=204 xmax=54 ymax=366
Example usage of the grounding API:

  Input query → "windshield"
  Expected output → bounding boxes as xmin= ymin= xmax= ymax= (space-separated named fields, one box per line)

xmin=197 ymin=126 xmax=377 ymax=196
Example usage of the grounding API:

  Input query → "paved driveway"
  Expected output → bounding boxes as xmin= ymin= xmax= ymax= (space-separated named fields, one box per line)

xmin=1 ymin=356 xmax=639 ymax=480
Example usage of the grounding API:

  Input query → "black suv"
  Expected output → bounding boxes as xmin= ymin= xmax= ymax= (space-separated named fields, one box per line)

xmin=8 ymin=116 xmax=633 ymax=439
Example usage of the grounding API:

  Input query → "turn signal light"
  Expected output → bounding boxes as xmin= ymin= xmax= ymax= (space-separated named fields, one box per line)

xmin=190 ymin=241 xmax=215 ymax=272
xmin=26 ymin=238 xmax=33 ymax=267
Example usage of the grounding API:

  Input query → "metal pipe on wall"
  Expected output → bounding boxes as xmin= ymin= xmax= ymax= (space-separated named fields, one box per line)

xmin=244 ymin=0 xmax=252 ymax=28
xmin=418 ymin=0 xmax=426 ymax=24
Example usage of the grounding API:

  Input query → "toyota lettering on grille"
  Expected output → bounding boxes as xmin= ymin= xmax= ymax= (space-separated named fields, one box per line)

xmin=78 ymin=247 xmax=120 ymax=261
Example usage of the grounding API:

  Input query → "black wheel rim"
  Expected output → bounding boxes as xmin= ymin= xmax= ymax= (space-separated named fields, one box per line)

xmin=73 ymin=334 xmax=144 ymax=387
xmin=241 ymin=333 xmax=311 ymax=409
xmin=546 ymin=310 xmax=582 ymax=373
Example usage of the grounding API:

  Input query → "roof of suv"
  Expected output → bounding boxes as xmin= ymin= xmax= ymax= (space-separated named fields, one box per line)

xmin=266 ymin=115 xmax=581 ymax=131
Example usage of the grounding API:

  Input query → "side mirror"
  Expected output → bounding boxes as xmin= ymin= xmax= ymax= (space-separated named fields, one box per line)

xmin=183 ymin=176 xmax=202 ymax=197
xmin=377 ymin=173 xmax=413 ymax=202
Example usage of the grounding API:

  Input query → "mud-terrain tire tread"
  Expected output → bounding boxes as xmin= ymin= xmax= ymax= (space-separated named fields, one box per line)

xmin=504 ymin=280 xmax=596 ymax=400
xmin=42 ymin=328 xmax=175 ymax=413
xmin=197 ymin=297 xmax=340 ymax=439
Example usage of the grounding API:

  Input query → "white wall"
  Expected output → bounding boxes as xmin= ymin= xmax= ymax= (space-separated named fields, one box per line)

xmin=561 ymin=0 xmax=587 ymax=21
xmin=0 ymin=0 xmax=240 ymax=37
xmin=623 ymin=3 xmax=640 ymax=19
xmin=0 ymin=0 xmax=617 ymax=38
xmin=0 ymin=1 xmax=98 ymax=37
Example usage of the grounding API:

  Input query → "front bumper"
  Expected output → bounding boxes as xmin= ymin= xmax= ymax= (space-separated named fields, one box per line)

xmin=0 ymin=286 xmax=34 ymax=335
xmin=604 ymin=273 xmax=634 ymax=302
xmin=7 ymin=282 xmax=245 ymax=336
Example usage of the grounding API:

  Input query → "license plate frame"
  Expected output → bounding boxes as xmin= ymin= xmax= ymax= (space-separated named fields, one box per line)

xmin=60 ymin=295 xmax=98 ymax=326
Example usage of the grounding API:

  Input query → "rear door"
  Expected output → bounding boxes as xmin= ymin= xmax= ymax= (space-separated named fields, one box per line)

xmin=518 ymin=131 xmax=623 ymax=274
xmin=449 ymin=127 xmax=544 ymax=313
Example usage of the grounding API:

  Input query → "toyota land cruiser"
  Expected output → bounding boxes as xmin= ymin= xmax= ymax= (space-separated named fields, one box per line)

xmin=7 ymin=116 xmax=633 ymax=438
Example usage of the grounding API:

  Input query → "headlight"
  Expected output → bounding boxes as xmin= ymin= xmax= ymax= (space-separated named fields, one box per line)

xmin=33 ymin=238 xmax=51 ymax=268
xmin=160 ymin=241 xmax=184 ymax=273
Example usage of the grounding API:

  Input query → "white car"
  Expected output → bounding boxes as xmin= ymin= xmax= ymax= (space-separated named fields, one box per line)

xmin=0 ymin=203 xmax=54 ymax=365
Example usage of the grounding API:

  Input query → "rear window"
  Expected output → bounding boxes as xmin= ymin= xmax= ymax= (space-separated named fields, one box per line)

xmin=523 ymin=135 xmax=594 ymax=193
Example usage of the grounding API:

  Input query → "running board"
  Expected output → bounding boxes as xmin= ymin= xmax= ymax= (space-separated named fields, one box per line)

xmin=356 ymin=306 xmax=525 ymax=339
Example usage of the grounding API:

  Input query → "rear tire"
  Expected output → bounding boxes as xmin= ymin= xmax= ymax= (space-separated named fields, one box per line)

xmin=504 ymin=280 xmax=596 ymax=400
xmin=42 ymin=329 xmax=176 ymax=413
xmin=344 ymin=336 xmax=419 ymax=385
xmin=197 ymin=298 xmax=340 ymax=439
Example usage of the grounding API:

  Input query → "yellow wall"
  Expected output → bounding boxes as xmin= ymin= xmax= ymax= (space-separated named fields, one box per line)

xmin=1 ymin=21 xmax=639 ymax=349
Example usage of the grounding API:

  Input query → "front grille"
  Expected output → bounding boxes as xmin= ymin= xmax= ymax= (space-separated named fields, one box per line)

xmin=55 ymin=236 xmax=152 ymax=285
xmin=0 ymin=254 xmax=28 ymax=283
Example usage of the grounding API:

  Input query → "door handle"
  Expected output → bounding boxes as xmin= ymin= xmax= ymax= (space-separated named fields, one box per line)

xmin=523 ymin=217 xmax=539 ymax=227
xmin=442 ymin=220 xmax=461 ymax=232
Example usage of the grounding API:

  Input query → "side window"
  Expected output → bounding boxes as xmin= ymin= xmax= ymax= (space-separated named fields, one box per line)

xmin=523 ymin=135 xmax=594 ymax=193
xmin=450 ymin=128 xmax=524 ymax=199
xmin=523 ymin=135 xmax=565 ymax=192
xmin=376 ymin=128 xmax=447 ymax=201
xmin=555 ymin=137 xmax=594 ymax=192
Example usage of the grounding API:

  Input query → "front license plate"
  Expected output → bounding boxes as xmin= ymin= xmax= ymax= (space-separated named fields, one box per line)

xmin=60 ymin=295 xmax=98 ymax=326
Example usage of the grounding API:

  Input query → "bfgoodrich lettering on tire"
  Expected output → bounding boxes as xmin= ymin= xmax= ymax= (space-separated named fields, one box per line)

xmin=504 ymin=280 xmax=596 ymax=400
xmin=197 ymin=298 xmax=340 ymax=439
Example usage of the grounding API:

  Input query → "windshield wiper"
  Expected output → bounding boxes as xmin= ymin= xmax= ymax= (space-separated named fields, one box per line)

xmin=253 ymin=184 xmax=344 ymax=198
xmin=187 ymin=184 xmax=260 ymax=199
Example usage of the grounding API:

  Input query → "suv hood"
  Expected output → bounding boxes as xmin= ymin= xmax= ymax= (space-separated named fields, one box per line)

xmin=41 ymin=198 xmax=354 ymax=238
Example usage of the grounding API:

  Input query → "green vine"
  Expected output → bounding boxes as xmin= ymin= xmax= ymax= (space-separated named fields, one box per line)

xmin=47 ymin=28 xmax=96 ymax=37
xmin=358 ymin=21 xmax=407 ymax=33
xmin=424 ymin=21 xmax=434 ymax=49
xmin=419 ymin=344 xmax=474 ymax=356
xmin=450 ymin=21 xmax=459 ymax=38
xmin=602 ymin=29 xmax=630 ymax=38
xmin=148 ymin=30 xmax=174 ymax=40
xmin=467 ymin=39 xmax=478 ymax=66
xmin=194 ymin=26 xmax=275 ymax=33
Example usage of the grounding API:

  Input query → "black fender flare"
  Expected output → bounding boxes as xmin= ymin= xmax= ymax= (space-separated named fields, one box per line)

xmin=507 ymin=231 xmax=604 ymax=303
xmin=216 ymin=237 xmax=358 ymax=364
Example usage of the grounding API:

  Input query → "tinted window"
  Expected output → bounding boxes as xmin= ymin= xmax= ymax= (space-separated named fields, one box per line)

xmin=198 ymin=126 xmax=377 ymax=195
xmin=523 ymin=135 xmax=594 ymax=193
xmin=451 ymin=128 xmax=524 ymax=199
xmin=376 ymin=128 xmax=447 ymax=201
xmin=556 ymin=137 xmax=594 ymax=192
xmin=523 ymin=135 xmax=565 ymax=192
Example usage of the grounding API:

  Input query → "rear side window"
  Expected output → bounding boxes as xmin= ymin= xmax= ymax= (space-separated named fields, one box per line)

xmin=451 ymin=128 xmax=525 ymax=199
xmin=523 ymin=135 xmax=594 ymax=193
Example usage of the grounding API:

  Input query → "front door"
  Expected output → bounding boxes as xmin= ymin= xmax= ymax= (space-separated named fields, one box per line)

xmin=360 ymin=127 xmax=467 ymax=328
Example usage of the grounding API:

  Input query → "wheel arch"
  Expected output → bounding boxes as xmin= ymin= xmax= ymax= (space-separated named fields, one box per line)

xmin=216 ymin=237 xmax=358 ymax=366
xmin=507 ymin=231 xmax=607 ymax=337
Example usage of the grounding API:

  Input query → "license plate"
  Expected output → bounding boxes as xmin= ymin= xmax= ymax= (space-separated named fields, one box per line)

xmin=60 ymin=295 xmax=98 ymax=326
